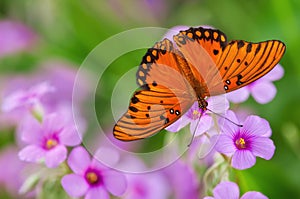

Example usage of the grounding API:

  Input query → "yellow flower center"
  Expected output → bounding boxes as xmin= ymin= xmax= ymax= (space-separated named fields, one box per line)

xmin=46 ymin=139 xmax=58 ymax=149
xmin=86 ymin=172 xmax=99 ymax=184
xmin=235 ymin=138 xmax=246 ymax=149
xmin=193 ymin=110 xmax=200 ymax=119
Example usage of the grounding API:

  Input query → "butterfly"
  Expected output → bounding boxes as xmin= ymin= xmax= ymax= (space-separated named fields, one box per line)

xmin=113 ymin=26 xmax=286 ymax=141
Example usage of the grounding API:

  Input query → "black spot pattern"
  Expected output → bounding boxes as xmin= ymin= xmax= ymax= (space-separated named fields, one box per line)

xmin=237 ymin=40 xmax=245 ymax=48
xmin=255 ymin=43 xmax=261 ymax=54
xmin=129 ymin=106 xmax=138 ymax=112
xmin=246 ymin=43 xmax=252 ymax=53
xmin=131 ymin=96 xmax=139 ymax=104
xmin=225 ymin=80 xmax=231 ymax=85
xmin=170 ymin=109 xmax=174 ymax=114
xmin=165 ymin=118 xmax=170 ymax=124
xmin=179 ymin=27 xmax=227 ymax=49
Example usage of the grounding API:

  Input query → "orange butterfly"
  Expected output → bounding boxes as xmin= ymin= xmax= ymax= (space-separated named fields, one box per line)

xmin=113 ymin=27 xmax=286 ymax=141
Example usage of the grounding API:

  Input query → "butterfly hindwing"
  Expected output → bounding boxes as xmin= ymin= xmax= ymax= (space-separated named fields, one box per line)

xmin=114 ymin=39 xmax=196 ymax=141
xmin=113 ymin=84 xmax=193 ymax=141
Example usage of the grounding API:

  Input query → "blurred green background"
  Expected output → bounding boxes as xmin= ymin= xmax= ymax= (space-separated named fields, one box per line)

xmin=0 ymin=0 xmax=300 ymax=198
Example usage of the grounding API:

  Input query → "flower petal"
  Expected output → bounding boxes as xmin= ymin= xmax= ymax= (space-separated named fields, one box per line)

xmin=166 ymin=115 xmax=190 ymax=132
xmin=1 ymin=90 xmax=26 ymax=112
xmin=213 ymin=181 xmax=240 ymax=199
xmin=251 ymin=81 xmax=276 ymax=104
xmin=232 ymin=150 xmax=256 ymax=170
xmin=241 ymin=191 xmax=268 ymax=199
xmin=103 ymin=170 xmax=127 ymax=196
xmin=226 ymin=87 xmax=250 ymax=104
xmin=18 ymin=145 xmax=45 ymax=163
xmin=68 ymin=146 xmax=91 ymax=174
xmin=0 ymin=20 xmax=36 ymax=58
xmin=219 ymin=110 xmax=240 ymax=137
xmin=61 ymin=174 xmax=89 ymax=197
xmin=203 ymin=197 xmax=215 ymax=199
xmin=214 ymin=135 xmax=236 ymax=156
xmin=262 ymin=64 xmax=284 ymax=82
xmin=251 ymin=137 xmax=275 ymax=160
xmin=207 ymin=95 xmax=229 ymax=113
xmin=59 ymin=125 xmax=82 ymax=146
xmin=45 ymin=145 xmax=67 ymax=168
xmin=243 ymin=116 xmax=271 ymax=137
xmin=190 ymin=115 xmax=212 ymax=136
xmin=42 ymin=113 xmax=65 ymax=136
xmin=85 ymin=187 xmax=109 ymax=199
xmin=19 ymin=115 xmax=43 ymax=144
xmin=94 ymin=147 xmax=120 ymax=168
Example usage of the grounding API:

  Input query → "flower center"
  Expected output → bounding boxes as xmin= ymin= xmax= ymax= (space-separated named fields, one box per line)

xmin=85 ymin=169 xmax=103 ymax=186
xmin=86 ymin=172 xmax=99 ymax=184
xmin=192 ymin=109 xmax=201 ymax=119
xmin=235 ymin=138 xmax=246 ymax=149
xmin=45 ymin=139 xmax=58 ymax=149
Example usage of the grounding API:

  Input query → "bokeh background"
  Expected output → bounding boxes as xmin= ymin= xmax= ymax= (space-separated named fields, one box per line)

xmin=0 ymin=0 xmax=300 ymax=198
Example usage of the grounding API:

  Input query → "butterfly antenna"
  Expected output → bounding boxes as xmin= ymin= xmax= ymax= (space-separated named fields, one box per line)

xmin=187 ymin=112 xmax=203 ymax=147
xmin=206 ymin=108 xmax=243 ymax=127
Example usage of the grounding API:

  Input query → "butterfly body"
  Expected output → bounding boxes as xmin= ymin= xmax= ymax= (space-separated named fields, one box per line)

xmin=113 ymin=27 xmax=285 ymax=141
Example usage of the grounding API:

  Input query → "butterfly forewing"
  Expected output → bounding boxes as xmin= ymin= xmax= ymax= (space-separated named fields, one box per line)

xmin=213 ymin=40 xmax=286 ymax=92
xmin=173 ymin=27 xmax=286 ymax=95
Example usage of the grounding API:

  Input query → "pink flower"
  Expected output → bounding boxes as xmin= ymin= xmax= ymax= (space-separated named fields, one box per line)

xmin=18 ymin=113 xmax=81 ymax=168
xmin=0 ymin=20 xmax=36 ymax=58
xmin=61 ymin=146 xmax=127 ymax=199
xmin=204 ymin=181 xmax=268 ymax=199
xmin=227 ymin=64 xmax=284 ymax=104
xmin=1 ymin=82 xmax=54 ymax=112
xmin=214 ymin=111 xmax=275 ymax=170
xmin=162 ymin=160 xmax=200 ymax=199
xmin=0 ymin=146 xmax=27 ymax=197
xmin=125 ymin=172 xmax=170 ymax=199
xmin=167 ymin=95 xmax=229 ymax=136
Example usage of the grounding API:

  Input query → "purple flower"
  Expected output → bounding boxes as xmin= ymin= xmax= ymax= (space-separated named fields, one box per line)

xmin=0 ymin=146 xmax=27 ymax=197
xmin=61 ymin=146 xmax=127 ymax=199
xmin=18 ymin=113 xmax=81 ymax=168
xmin=204 ymin=181 xmax=268 ymax=199
xmin=167 ymin=95 xmax=229 ymax=136
xmin=0 ymin=20 xmax=36 ymax=58
xmin=227 ymin=64 xmax=284 ymax=104
xmin=162 ymin=160 xmax=200 ymax=199
xmin=214 ymin=110 xmax=275 ymax=170
xmin=1 ymin=81 xmax=54 ymax=113
xmin=125 ymin=172 xmax=170 ymax=199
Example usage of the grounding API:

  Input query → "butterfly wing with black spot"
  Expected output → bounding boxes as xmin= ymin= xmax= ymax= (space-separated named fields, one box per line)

xmin=113 ymin=39 xmax=196 ymax=141
xmin=173 ymin=27 xmax=286 ymax=95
